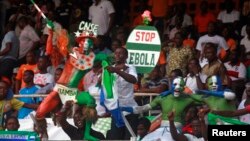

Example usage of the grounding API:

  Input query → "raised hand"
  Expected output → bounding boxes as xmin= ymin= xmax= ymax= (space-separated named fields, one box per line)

xmin=168 ymin=111 xmax=175 ymax=122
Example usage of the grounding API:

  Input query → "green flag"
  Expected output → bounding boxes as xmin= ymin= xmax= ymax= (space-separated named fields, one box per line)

xmin=208 ymin=113 xmax=249 ymax=125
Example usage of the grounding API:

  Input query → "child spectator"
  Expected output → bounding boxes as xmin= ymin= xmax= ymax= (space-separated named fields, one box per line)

xmin=4 ymin=116 xmax=19 ymax=131
xmin=137 ymin=117 xmax=151 ymax=141
xmin=18 ymin=70 xmax=41 ymax=119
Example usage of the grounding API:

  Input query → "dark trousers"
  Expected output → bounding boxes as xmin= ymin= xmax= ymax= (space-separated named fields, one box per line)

xmin=107 ymin=114 xmax=139 ymax=140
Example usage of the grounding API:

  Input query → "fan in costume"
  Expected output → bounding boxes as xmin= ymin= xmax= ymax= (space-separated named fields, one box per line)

xmin=34 ymin=21 xmax=107 ymax=141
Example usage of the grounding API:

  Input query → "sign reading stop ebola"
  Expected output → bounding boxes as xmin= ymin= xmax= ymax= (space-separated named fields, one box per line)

xmin=126 ymin=25 xmax=161 ymax=73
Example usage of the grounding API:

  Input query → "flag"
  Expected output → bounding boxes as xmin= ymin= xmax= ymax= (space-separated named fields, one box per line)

xmin=208 ymin=113 xmax=249 ymax=125
xmin=100 ymin=60 xmax=125 ymax=127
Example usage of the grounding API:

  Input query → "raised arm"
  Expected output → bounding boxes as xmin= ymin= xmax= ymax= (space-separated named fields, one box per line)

xmin=23 ymin=103 xmax=39 ymax=110
xmin=212 ymin=105 xmax=250 ymax=117
xmin=168 ymin=111 xmax=188 ymax=141
xmin=198 ymin=109 xmax=209 ymax=141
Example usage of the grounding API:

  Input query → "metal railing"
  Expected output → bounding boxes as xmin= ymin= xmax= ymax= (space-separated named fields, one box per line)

xmin=13 ymin=93 xmax=160 ymax=116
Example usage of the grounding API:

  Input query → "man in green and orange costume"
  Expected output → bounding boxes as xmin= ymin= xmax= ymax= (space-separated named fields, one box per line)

xmin=34 ymin=21 xmax=107 ymax=141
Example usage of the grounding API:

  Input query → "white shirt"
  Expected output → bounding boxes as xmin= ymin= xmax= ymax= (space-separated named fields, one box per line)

xmin=185 ymin=73 xmax=207 ymax=93
xmin=184 ymin=134 xmax=205 ymax=141
xmin=196 ymin=34 xmax=229 ymax=55
xmin=0 ymin=31 xmax=19 ymax=60
xmin=89 ymin=0 xmax=115 ymax=35
xmin=34 ymin=73 xmax=54 ymax=86
xmin=238 ymin=99 xmax=250 ymax=124
xmin=224 ymin=61 xmax=246 ymax=81
xmin=240 ymin=36 xmax=250 ymax=53
xmin=114 ymin=64 xmax=138 ymax=108
xmin=241 ymin=25 xmax=246 ymax=37
xmin=217 ymin=10 xmax=240 ymax=23
xmin=19 ymin=25 xmax=40 ymax=59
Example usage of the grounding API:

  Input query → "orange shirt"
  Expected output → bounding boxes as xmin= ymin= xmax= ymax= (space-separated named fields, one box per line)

xmin=219 ymin=38 xmax=236 ymax=60
xmin=16 ymin=64 xmax=38 ymax=89
xmin=183 ymin=39 xmax=196 ymax=49
xmin=194 ymin=12 xmax=216 ymax=33
xmin=148 ymin=0 xmax=168 ymax=17
xmin=157 ymin=51 xmax=167 ymax=65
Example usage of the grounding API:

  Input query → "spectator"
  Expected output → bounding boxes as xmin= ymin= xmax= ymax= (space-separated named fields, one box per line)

xmin=18 ymin=70 xmax=41 ymax=119
xmin=34 ymin=56 xmax=54 ymax=87
xmin=4 ymin=116 xmax=19 ymax=131
xmin=185 ymin=58 xmax=205 ymax=94
xmin=168 ymin=109 xmax=208 ymax=141
xmin=224 ymin=48 xmax=246 ymax=102
xmin=240 ymin=24 xmax=250 ymax=54
xmin=148 ymin=0 xmax=169 ymax=38
xmin=106 ymin=47 xmax=139 ymax=140
xmin=167 ymin=32 xmax=193 ymax=77
xmin=167 ymin=69 xmax=184 ymax=90
xmin=83 ymin=61 xmax=108 ymax=117
xmin=219 ymin=25 xmax=237 ymax=61
xmin=94 ymin=35 xmax=112 ymax=55
xmin=55 ymin=101 xmax=105 ymax=140
xmin=169 ymin=15 xmax=183 ymax=40
xmin=42 ymin=10 xmax=62 ymax=52
xmin=217 ymin=0 xmax=240 ymax=24
xmin=137 ymin=117 xmax=151 ymax=141
xmin=89 ymin=0 xmax=115 ymax=36
xmin=196 ymin=22 xmax=229 ymax=67
xmin=201 ymin=43 xmax=231 ymax=88
xmin=17 ymin=16 xmax=40 ymax=64
xmin=0 ymin=80 xmax=38 ymax=130
xmin=35 ymin=67 xmax=63 ymax=94
xmin=182 ymin=106 xmax=199 ymax=134
xmin=137 ymin=66 xmax=168 ymax=105
xmin=55 ymin=0 xmax=71 ymax=30
xmin=83 ymin=62 xmax=102 ymax=92
xmin=0 ymin=22 xmax=19 ymax=80
xmin=15 ymin=51 xmax=38 ymax=94
xmin=237 ymin=82 xmax=250 ymax=123
xmin=194 ymin=0 xmax=216 ymax=35
xmin=137 ymin=66 xmax=168 ymax=93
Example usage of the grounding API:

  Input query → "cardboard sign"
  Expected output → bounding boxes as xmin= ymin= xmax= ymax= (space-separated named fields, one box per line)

xmin=54 ymin=84 xmax=78 ymax=104
xmin=126 ymin=26 xmax=161 ymax=73
xmin=74 ymin=21 xmax=98 ymax=38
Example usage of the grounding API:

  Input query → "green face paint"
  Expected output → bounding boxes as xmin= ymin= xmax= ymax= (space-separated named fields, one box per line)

xmin=172 ymin=77 xmax=185 ymax=97
xmin=207 ymin=76 xmax=218 ymax=91
xmin=83 ymin=38 xmax=93 ymax=52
